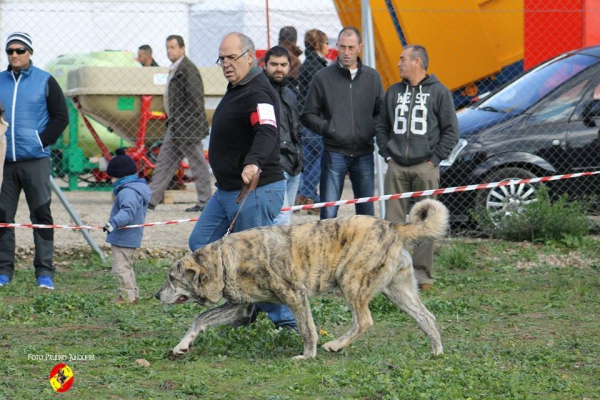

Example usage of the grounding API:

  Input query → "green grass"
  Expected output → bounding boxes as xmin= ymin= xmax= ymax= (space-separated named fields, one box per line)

xmin=1 ymin=238 xmax=599 ymax=399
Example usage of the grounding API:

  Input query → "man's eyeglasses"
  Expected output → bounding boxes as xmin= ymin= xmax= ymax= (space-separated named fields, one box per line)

xmin=216 ymin=49 xmax=250 ymax=66
xmin=6 ymin=48 xmax=27 ymax=55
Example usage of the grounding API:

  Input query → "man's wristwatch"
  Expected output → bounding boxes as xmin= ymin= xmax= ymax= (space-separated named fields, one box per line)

xmin=386 ymin=157 xmax=391 ymax=163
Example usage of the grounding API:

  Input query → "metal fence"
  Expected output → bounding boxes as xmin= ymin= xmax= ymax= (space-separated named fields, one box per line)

xmin=1 ymin=0 xmax=599 ymax=251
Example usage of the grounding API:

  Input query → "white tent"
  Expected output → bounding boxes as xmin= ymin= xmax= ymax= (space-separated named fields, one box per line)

xmin=188 ymin=0 xmax=342 ymax=66
xmin=0 ymin=0 xmax=342 ymax=70
xmin=0 ymin=1 xmax=191 ymax=69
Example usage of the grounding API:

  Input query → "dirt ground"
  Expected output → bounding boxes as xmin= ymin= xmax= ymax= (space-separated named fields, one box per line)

xmin=12 ymin=176 xmax=383 ymax=254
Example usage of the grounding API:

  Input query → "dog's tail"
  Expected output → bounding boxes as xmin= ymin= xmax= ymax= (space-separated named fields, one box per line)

xmin=395 ymin=199 xmax=449 ymax=243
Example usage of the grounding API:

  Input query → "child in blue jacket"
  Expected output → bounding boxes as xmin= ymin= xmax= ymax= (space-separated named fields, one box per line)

xmin=103 ymin=148 xmax=151 ymax=304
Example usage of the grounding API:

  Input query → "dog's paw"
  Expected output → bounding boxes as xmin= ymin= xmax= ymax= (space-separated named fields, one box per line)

xmin=291 ymin=354 xmax=315 ymax=360
xmin=322 ymin=340 xmax=343 ymax=353
xmin=168 ymin=345 xmax=191 ymax=360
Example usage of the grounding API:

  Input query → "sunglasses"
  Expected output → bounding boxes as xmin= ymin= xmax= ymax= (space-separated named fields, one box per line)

xmin=6 ymin=48 xmax=27 ymax=55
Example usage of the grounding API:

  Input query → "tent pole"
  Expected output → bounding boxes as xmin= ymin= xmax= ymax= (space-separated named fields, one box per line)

xmin=266 ymin=0 xmax=271 ymax=49
xmin=50 ymin=176 xmax=107 ymax=263
xmin=361 ymin=0 xmax=386 ymax=219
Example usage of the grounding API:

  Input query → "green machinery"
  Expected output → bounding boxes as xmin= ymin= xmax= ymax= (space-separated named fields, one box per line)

xmin=46 ymin=51 xmax=139 ymax=190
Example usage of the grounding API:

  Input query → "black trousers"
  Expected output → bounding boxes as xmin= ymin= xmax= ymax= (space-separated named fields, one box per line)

xmin=0 ymin=158 xmax=54 ymax=279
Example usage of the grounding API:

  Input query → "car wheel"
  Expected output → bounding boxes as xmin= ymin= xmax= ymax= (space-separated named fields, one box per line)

xmin=476 ymin=167 xmax=540 ymax=226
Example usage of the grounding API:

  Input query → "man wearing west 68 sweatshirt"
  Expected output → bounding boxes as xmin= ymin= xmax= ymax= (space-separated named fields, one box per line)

xmin=375 ymin=44 xmax=459 ymax=290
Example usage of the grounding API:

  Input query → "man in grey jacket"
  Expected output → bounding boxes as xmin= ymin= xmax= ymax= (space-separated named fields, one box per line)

xmin=148 ymin=35 xmax=212 ymax=213
xmin=301 ymin=27 xmax=383 ymax=220
xmin=375 ymin=44 xmax=459 ymax=290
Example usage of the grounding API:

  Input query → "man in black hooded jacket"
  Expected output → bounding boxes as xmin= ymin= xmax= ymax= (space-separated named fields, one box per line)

xmin=264 ymin=45 xmax=302 ymax=226
xmin=301 ymin=27 xmax=384 ymax=220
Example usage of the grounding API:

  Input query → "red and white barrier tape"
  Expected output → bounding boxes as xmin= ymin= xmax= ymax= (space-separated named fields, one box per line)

xmin=1 ymin=170 xmax=598 ymax=230
xmin=282 ymin=170 xmax=600 ymax=212
xmin=0 ymin=218 xmax=199 ymax=230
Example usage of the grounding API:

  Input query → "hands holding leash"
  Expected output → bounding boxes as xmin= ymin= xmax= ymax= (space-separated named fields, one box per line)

xmin=241 ymin=164 xmax=260 ymax=186
xmin=227 ymin=168 xmax=262 ymax=237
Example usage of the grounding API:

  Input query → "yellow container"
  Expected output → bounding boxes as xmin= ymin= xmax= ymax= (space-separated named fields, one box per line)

xmin=335 ymin=0 xmax=523 ymax=91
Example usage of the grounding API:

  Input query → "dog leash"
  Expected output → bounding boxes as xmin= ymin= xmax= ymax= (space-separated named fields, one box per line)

xmin=225 ymin=169 xmax=262 ymax=237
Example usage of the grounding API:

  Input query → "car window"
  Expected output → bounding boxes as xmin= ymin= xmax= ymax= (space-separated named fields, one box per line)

xmin=572 ymin=81 xmax=600 ymax=121
xmin=528 ymin=80 xmax=590 ymax=124
xmin=477 ymin=53 xmax=599 ymax=114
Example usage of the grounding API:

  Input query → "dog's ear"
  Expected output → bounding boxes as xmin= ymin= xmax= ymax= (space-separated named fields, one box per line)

xmin=192 ymin=250 xmax=203 ymax=267
xmin=185 ymin=268 xmax=198 ymax=284
xmin=186 ymin=252 xmax=205 ymax=286
xmin=193 ymin=245 xmax=225 ymax=304
xmin=168 ymin=260 xmax=182 ymax=281
xmin=174 ymin=259 xmax=187 ymax=274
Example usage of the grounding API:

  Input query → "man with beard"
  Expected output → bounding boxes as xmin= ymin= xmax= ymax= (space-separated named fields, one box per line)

xmin=263 ymin=46 xmax=302 ymax=225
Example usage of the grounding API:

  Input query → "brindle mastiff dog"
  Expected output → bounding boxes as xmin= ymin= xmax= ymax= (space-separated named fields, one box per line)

xmin=156 ymin=199 xmax=448 ymax=359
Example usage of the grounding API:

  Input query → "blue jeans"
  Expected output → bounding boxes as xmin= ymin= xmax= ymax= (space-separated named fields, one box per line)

xmin=298 ymin=126 xmax=323 ymax=201
xmin=188 ymin=180 xmax=296 ymax=329
xmin=320 ymin=151 xmax=375 ymax=219
xmin=273 ymin=171 xmax=301 ymax=226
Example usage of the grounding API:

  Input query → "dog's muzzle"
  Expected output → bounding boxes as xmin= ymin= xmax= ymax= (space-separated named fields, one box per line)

xmin=154 ymin=291 xmax=189 ymax=304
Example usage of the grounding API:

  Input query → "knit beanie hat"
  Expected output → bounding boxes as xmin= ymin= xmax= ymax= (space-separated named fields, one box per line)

xmin=6 ymin=32 xmax=34 ymax=54
xmin=106 ymin=148 xmax=137 ymax=178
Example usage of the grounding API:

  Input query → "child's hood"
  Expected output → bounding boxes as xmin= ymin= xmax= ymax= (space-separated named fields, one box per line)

xmin=118 ymin=179 xmax=151 ymax=204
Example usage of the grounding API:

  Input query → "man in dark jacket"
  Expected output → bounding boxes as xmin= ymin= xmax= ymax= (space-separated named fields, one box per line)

xmin=301 ymin=27 xmax=384 ymax=220
xmin=148 ymin=35 xmax=212 ymax=213
xmin=0 ymin=32 xmax=69 ymax=289
xmin=375 ymin=44 xmax=459 ymax=290
xmin=264 ymin=45 xmax=302 ymax=225
xmin=188 ymin=32 xmax=296 ymax=331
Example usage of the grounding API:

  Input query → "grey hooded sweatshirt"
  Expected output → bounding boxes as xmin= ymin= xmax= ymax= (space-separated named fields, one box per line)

xmin=375 ymin=74 xmax=458 ymax=166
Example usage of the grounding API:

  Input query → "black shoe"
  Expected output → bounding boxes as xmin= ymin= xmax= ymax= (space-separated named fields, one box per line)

xmin=147 ymin=204 xmax=156 ymax=211
xmin=185 ymin=205 xmax=205 ymax=212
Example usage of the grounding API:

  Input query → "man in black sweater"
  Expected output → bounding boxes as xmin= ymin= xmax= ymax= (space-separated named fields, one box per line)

xmin=188 ymin=32 xmax=296 ymax=331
